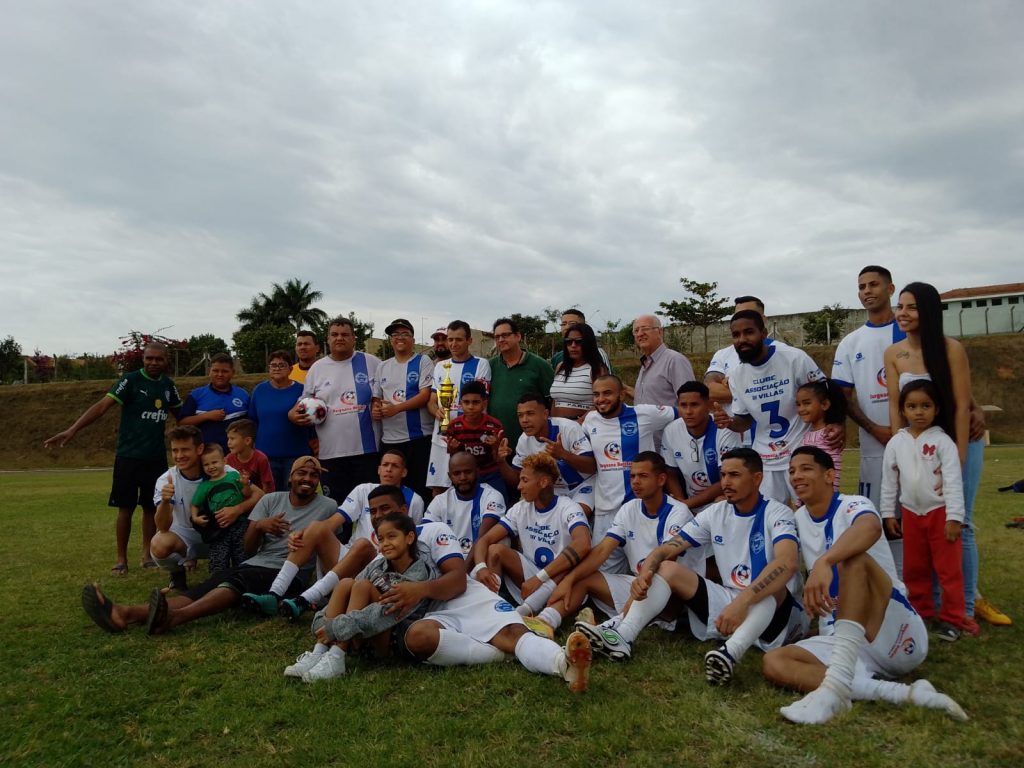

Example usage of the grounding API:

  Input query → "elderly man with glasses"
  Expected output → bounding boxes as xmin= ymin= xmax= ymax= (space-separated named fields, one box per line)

xmin=630 ymin=315 xmax=696 ymax=409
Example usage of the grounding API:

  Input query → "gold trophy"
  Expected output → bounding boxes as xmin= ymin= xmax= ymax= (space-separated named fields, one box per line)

xmin=437 ymin=361 xmax=456 ymax=435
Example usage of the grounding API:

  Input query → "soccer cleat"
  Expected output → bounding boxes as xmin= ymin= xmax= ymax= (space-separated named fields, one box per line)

xmin=974 ymin=597 xmax=1012 ymax=626
xmin=241 ymin=592 xmax=280 ymax=616
xmin=279 ymin=596 xmax=311 ymax=622
xmin=574 ymin=607 xmax=596 ymax=627
xmin=573 ymin=621 xmax=631 ymax=661
xmin=284 ymin=649 xmax=326 ymax=678
xmin=302 ymin=650 xmax=346 ymax=682
xmin=908 ymin=679 xmax=969 ymax=721
xmin=523 ymin=616 xmax=555 ymax=640
xmin=704 ymin=646 xmax=736 ymax=685
xmin=779 ymin=683 xmax=852 ymax=725
xmin=932 ymin=622 xmax=961 ymax=643
xmin=563 ymin=631 xmax=592 ymax=694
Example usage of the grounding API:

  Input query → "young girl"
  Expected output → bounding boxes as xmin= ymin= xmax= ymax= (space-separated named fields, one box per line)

xmin=294 ymin=513 xmax=437 ymax=682
xmin=797 ymin=379 xmax=848 ymax=492
xmin=879 ymin=380 xmax=966 ymax=641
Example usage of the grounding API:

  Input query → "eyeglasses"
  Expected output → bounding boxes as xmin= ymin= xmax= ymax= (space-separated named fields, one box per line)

xmin=494 ymin=332 xmax=515 ymax=340
xmin=390 ymin=332 xmax=413 ymax=339
xmin=564 ymin=338 xmax=584 ymax=346
xmin=268 ymin=363 xmax=289 ymax=370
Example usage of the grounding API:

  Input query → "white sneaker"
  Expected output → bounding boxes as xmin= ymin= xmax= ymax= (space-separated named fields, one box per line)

xmin=574 ymin=621 xmax=631 ymax=661
xmin=301 ymin=650 xmax=347 ymax=682
xmin=284 ymin=649 xmax=325 ymax=678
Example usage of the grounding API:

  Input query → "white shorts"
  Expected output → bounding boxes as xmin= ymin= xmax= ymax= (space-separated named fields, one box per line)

xmin=858 ymin=455 xmax=884 ymax=510
xmin=593 ymin=509 xmax=629 ymax=575
xmin=567 ymin=483 xmax=595 ymax=513
xmin=760 ymin=469 xmax=796 ymax=506
xmin=504 ymin=552 xmax=558 ymax=607
xmin=423 ymin=580 xmax=524 ymax=643
xmin=796 ymin=589 xmax=927 ymax=677
xmin=169 ymin=523 xmax=207 ymax=561
xmin=426 ymin=443 xmax=451 ymax=489
xmin=591 ymin=572 xmax=634 ymax=618
xmin=686 ymin=578 xmax=809 ymax=651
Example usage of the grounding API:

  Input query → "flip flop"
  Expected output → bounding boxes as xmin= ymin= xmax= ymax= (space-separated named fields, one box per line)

xmin=111 ymin=563 xmax=128 ymax=575
xmin=146 ymin=588 xmax=170 ymax=636
xmin=141 ymin=560 xmax=158 ymax=569
xmin=81 ymin=583 xmax=124 ymax=634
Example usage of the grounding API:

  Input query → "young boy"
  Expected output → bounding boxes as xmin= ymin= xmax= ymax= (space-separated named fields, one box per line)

xmin=191 ymin=444 xmax=264 ymax=571
xmin=446 ymin=380 xmax=507 ymax=500
xmin=226 ymin=419 xmax=275 ymax=492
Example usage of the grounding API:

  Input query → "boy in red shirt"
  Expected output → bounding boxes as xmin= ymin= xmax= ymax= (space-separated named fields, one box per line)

xmin=226 ymin=419 xmax=275 ymax=491
xmin=446 ymin=380 xmax=508 ymax=501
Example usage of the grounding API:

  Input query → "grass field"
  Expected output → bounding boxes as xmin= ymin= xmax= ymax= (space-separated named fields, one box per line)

xmin=2 ymin=450 xmax=1023 ymax=768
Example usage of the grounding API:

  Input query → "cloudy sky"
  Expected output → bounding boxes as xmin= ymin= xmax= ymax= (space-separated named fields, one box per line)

xmin=2 ymin=1 xmax=1022 ymax=356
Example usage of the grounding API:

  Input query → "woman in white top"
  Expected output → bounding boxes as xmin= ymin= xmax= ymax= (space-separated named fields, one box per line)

xmin=550 ymin=323 xmax=608 ymax=420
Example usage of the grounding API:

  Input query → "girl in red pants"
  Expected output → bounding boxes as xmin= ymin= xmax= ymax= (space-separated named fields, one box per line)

xmin=880 ymin=379 xmax=966 ymax=642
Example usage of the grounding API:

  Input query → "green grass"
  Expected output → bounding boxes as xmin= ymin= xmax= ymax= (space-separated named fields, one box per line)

xmin=2 ymin=450 xmax=1023 ymax=767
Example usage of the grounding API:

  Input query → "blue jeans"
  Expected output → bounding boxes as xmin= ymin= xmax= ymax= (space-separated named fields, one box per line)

xmin=960 ymin=439 xmax=983 ymax=617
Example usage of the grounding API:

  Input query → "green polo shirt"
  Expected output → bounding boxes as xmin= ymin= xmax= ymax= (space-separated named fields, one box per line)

xmin=488 ymin=350 xmax=554 ymax=446
xmin=106 ymin=370 xmax=182 ymax=460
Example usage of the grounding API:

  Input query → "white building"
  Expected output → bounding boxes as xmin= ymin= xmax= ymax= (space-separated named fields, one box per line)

xmin=941 ymin=283 xmax=1024 ymax=338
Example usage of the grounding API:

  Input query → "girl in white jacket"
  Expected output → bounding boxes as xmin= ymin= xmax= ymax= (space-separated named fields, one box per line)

xmin=880 ymin=379 xmax=966 ymax=642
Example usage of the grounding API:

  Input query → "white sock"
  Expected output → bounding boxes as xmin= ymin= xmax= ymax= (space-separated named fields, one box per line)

xmin=426 ymin=629 xmax=507 ymax=666
xmin=516 ymin=604 xmax=533 ymax=617
xmin=819 ymin=619 xmax=866 ymax=699
xmin=155 ymin=553 xmax=184 ymax=570
xmin=537 ymin=607 xmax=563 ymax=630
xmin=616 ymin=574 xmax=672 ymax=643
xmin=524 ymin=585 xmax=551 ymax=615
xmin=779 ymin=685 xmax=852 ymax=725
xmin=301 ymin=570 xmax=340 ymax=605
xmin=851 ymin=676 xmax=909 ymax=704
xmin=514 ymin=632 xmax=565 ymax=677
xmin=724 ymin=597 xmax=777 ymax=662
xmin=600 ymin=614 xmax=623 ymax=630
xmin=270 ymin=561 xmax=300 ymax=597
xmin=312 ymin=642 xmax=329 ymax=655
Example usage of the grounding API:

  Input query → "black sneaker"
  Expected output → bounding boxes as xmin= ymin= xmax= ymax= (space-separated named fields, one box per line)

xmin=168 ymin=569 xmax=188 ymax=592
xmin=933 ymin=621 xmax=961 ymax=642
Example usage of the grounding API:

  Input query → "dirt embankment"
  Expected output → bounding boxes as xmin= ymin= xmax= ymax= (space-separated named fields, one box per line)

xmin=2 ymin=336 xmax=1021 ymax=470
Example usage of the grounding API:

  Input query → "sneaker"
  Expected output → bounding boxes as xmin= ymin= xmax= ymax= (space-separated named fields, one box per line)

xmin=563 ymin=631 xmax=592 ymax=694
xmin=932 ymin=621 xmax=961 ymax=642
xmin=704 ymin=646 xmax=736 ymax=685
xmin=974 ymin=597 xmax=1012 ymax=626
xmin=284 ymin=649 xmax=326 ymax=678
xmin=574 ymin=607 xmax=596 ymax=626
xmin=279 ymin=596 xmax=311 ymax=622
xmin=241 ymin=592 xmax=280 ymax=616
xmin=960 ymin=617 xmax=980 ymax=637
xmin=574 ymin=621 xmax=631 ymax=661
xmin=302 ymin=650 xmax=346 ymax=682
xmin=523 ymin=616 xmax=555 ymax=641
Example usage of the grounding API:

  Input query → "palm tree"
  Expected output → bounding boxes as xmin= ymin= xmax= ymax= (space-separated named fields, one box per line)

xmin=236 ymin=279 xmax=328 ymax=332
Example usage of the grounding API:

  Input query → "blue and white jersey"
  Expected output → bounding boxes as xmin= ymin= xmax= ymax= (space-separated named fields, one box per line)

xmin=338 ymin=483 xmax=426 ymax=544
xmin=513 ymin=417 xmax=595 ymax=494
xmin=415 ymin=520 xmax=465 ymax=570
xmin=605 ymin=494 xmax=703 ymax=575
xmin=583 ymin=404 xmax=677 ymax=513
xmin=679 ymin=495 xmax=801 ymax=598
xmin=795 ymin=494 xmax=903 ymax=635
xmin=178 ymin=384 xmax=250 ymax=451
xmin=729 ymin=345 xmax=824 ymax=469
xmin=660 ymin=417 xmax=742 ymax=510
xmin=304 ymin=352 xmax=382 ymax=459
xmin=375 ymin=354 xmax=435 ymax=443
xmin=497 ymin=495 xmax=590 ymax=569
xmin=430 ymin=356 xmax=492 ymax=447
xmin=423 ymin=483 xmax=506 ymax=555
xmin=832 ymin=320 xmax=905 ymax=458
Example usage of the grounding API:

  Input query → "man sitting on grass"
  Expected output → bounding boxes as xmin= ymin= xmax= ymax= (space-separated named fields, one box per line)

xmin=81 ymin=457 xmax=336 ymax=635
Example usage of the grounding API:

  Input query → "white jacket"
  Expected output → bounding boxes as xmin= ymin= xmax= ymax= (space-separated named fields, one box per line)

xmin=880 ymin=426 xmax=965 ymax=524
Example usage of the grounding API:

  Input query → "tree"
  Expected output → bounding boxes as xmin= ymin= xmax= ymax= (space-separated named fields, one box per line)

xmin=0 ymin=336 xmax=22 ymax=383
xmin=29 ymin=349 xmax=54 ymax=383
xmin=237 ymin=279 xmax=327 ymax=332
xmin=182 ymin=333 xmax=230 ymax=374
xmin=111 ymin=331 xmax=186 ymax=373
xmin=232 ymin=325 xmax=297 ymax=373
xmin=802 ymin=303 xmax=848 ymax=345
xmin=657 ymin=278 xmax=733 ymax=352
xmin=508 ymin=313 xmax=549 ymax=355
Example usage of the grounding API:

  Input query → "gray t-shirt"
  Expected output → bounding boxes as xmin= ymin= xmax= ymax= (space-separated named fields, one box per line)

xmin=243 ymin=492 xmax=336 ymax=569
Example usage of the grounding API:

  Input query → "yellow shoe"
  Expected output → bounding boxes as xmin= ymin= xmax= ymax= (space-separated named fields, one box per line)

xmin=523 ymin=615 xmax=555 ymax=640
xmin=575 ymin=606 xmax=596 ymax=626
xmin=975 ymin=597 xmax=1012 ymax=626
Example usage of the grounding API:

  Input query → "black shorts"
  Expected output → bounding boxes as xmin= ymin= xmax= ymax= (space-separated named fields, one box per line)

xmin=683 ymin=576 xmax=798 ymax=644
xmin=182 ymin=566 xmax=311 ymax=603
xmin=320 ymin=453 xmax=380 ymax=504
xmin=108 ymin=456 xmax=167 ymax=509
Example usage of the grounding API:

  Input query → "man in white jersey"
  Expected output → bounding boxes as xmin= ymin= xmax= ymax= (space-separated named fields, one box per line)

xmin=661 ymin=382 xmax=742 ymax=511
xmin=291 ymin=317 xmax=381 ymax=504
xmin=372 ymin=318 xmax=435 ymax=501
xmin=496 ymin=392 xmax=597 ymax=514
xmin=578 ymin=448 xmax=807 ymax=685
xmin=243 ymin=449 xmax=425 ymax=620
xmin=536 ymin=453 xmax=700 ymax=637
xmin=422 ymin=451 xmax=505 ymax=560
xmin=762 ymin=448 xmax=967 ymax=724
xmin=714 ymin=310 xmax=825 ymax=505
xmin=584 ymin=375 xmax=677 ymax=546
xmin=471 ymin=453 xmax=591 ymax=619
xmin=426 ymin=320 xmax=492 ymax=495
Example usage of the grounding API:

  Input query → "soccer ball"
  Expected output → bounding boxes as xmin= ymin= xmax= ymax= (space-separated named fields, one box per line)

xmin=297 ymin=397 xmax=328 ymax=425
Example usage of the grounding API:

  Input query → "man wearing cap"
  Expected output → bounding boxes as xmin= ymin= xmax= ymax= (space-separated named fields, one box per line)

xmin=372 ymin=318 xmax=435 ymax=500
xmin=430 ymin=328 xmax=451 ymax=362
xmin=81 ymin=456 xmax=338 ymax=636
xmin=488 ymin=317 xmax=554 ymax=449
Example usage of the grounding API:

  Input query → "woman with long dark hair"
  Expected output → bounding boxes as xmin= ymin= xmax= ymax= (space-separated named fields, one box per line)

xmin=883 ymin=281 xmax=1011 ymax=632
xmin=550 ymin=323 xmax=607 ymax=420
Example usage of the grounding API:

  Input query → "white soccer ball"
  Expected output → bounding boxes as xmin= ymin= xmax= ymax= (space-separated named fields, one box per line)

xmin=297 ymin=396 xmax=328 ymax=425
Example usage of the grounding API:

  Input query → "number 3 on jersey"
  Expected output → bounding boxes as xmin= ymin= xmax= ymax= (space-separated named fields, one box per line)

xmin=760 ymin=401 xmax=790 ymax=439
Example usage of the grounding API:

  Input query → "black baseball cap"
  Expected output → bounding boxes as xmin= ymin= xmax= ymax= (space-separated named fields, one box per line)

xmin=385 ymin=318 xmax=415 ymax=336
